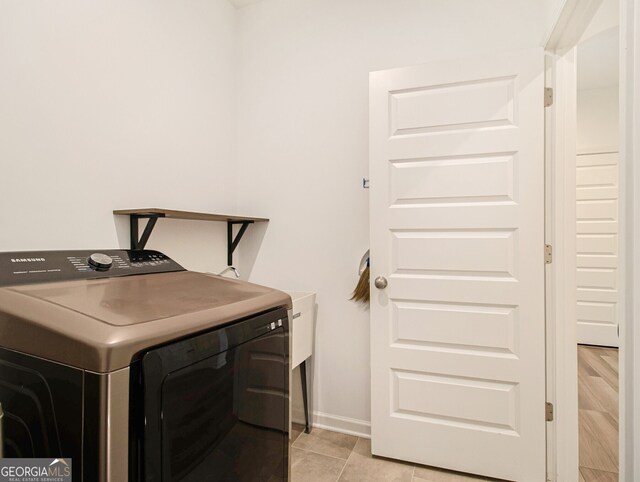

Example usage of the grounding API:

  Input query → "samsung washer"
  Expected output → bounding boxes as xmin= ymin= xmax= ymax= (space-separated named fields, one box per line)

xmin=0 ymin=249 xmax=292 ymax=481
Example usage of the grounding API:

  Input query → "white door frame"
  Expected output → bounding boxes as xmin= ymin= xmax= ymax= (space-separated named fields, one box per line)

xmin=620 ymin=0 xmax=640 ymax=478
xmin=545 ymin=0 xmax=637 ymax=480
xmin=544 ymin=43 xmax=579 ymax=482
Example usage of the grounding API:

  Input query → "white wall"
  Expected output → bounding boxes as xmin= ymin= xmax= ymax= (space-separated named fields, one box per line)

xmin=0 ymin=0 xmax=570 ymax=438
xmin=576 ymin=0 xmax=619 ymax=153
xmin=0 ymin=0 xmax=238 ymax=273
xmin=577 ymin=86 xmax=619 ymax=152
xmin=236 ymin=0 xmax=563 ymax=433
xmin=581 ymin=0 xmax=620 ymax=42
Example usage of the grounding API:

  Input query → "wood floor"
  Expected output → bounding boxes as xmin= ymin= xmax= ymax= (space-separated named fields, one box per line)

xmin=578 ymin=345 xmax=619 ymax=482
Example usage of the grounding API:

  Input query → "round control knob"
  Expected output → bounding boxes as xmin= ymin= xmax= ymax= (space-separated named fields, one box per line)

xmin=88 ymin=253 xmax=113 ymax=271
xmin=374 ymin=276 xmax=388 ymax=289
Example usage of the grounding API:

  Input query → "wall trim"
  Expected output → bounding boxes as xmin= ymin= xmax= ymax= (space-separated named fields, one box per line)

xmin=311 ymin=411 xmax=371 ymax=439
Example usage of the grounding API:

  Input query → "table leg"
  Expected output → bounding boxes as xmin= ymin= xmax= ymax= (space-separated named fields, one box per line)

xmin=300 ymin=359 xmax=311 ymax=433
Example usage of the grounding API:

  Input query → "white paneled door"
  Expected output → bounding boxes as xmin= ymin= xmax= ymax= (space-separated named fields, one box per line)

xmin=369 ymin=49 xmax=546 ymax=481
xmin=576 ymin=152 xmax=620 ymax=347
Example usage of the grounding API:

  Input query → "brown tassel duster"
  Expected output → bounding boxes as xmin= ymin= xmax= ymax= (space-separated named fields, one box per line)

xmin=351 ymin=252 xmax=370 ymax=304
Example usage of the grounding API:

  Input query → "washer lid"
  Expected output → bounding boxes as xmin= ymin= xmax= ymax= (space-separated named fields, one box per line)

xmin=0 ymin=271 xmax=291 ymax=373
xmin=13 ymin=271 xmax=278 ymax=326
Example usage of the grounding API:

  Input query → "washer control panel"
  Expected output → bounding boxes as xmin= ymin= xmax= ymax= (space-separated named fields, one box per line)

xmin=0 ymin=250 xmax=185 ymax=287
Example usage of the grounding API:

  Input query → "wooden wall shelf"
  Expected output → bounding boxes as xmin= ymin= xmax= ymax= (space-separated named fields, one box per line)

xmin=113 ymin=208 xmax=269 ymax=265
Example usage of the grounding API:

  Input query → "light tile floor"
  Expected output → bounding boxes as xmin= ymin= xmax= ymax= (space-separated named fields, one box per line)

xmin=290 ymin=425 xmax=500 ymax=482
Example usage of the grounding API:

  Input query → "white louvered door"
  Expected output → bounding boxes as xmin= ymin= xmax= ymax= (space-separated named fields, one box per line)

xmin=576 ymin=152 xmax=620 ymax=347
xmin=369 ymin=48 xmax=546 ymax=481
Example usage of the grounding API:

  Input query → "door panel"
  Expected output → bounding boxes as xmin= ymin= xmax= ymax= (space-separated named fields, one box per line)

xmin=576 ymin=152 xmax=620 ymax=347
xmin=391 ymin=300 xmax=517 ymax=354
xmin=576 ymin=199 xmax=617 ymax=221
xmin=391 ymin=370 xmax=519 ymax=430
xmin=389 ymin=153 xmax=516 ymax=205
xmin=370 ymin=49 xmax=545 ymax=481
xmin=389 ymin=76 xmax=516 ymax=135
xmin=391 ymin=229 xmax=517 ymax=277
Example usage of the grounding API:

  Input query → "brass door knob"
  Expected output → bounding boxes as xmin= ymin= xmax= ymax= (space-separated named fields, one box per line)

xmin=374 ymin=276 xmax=388 ymax=289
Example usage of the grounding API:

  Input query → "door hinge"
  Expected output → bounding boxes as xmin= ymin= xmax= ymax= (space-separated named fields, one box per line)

xmin=546 ymin=402 xmax=554 ymax=422
xmin=545 ymin=244 xmax=553 ymax=264
xmin=544 ymin=87 xmax=554 ymax=107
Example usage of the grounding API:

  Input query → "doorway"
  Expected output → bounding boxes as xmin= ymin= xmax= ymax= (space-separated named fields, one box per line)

xmin=575 ymin=1 xmax=621 ymax=479
xmin=545 ymin=0 xmax=625 ymax=480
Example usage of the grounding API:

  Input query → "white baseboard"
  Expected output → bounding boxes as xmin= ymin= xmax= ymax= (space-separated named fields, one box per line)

xmin=311 ymin=411 xmax=371 ymax=439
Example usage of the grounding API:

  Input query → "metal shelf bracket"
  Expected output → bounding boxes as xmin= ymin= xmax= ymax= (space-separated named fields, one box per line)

xmin=227 ymin=221 xmax=253 ymax=266
xmin=130 ymin=214 xmax=165 ymax=250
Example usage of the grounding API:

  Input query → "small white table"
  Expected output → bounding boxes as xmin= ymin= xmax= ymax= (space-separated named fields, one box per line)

xmin=286 ymin=291 xmax=316 ymax=433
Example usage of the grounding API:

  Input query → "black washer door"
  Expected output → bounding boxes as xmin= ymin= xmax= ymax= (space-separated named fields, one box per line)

xmin=139 ymin=308 xmax=289 ymax=482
